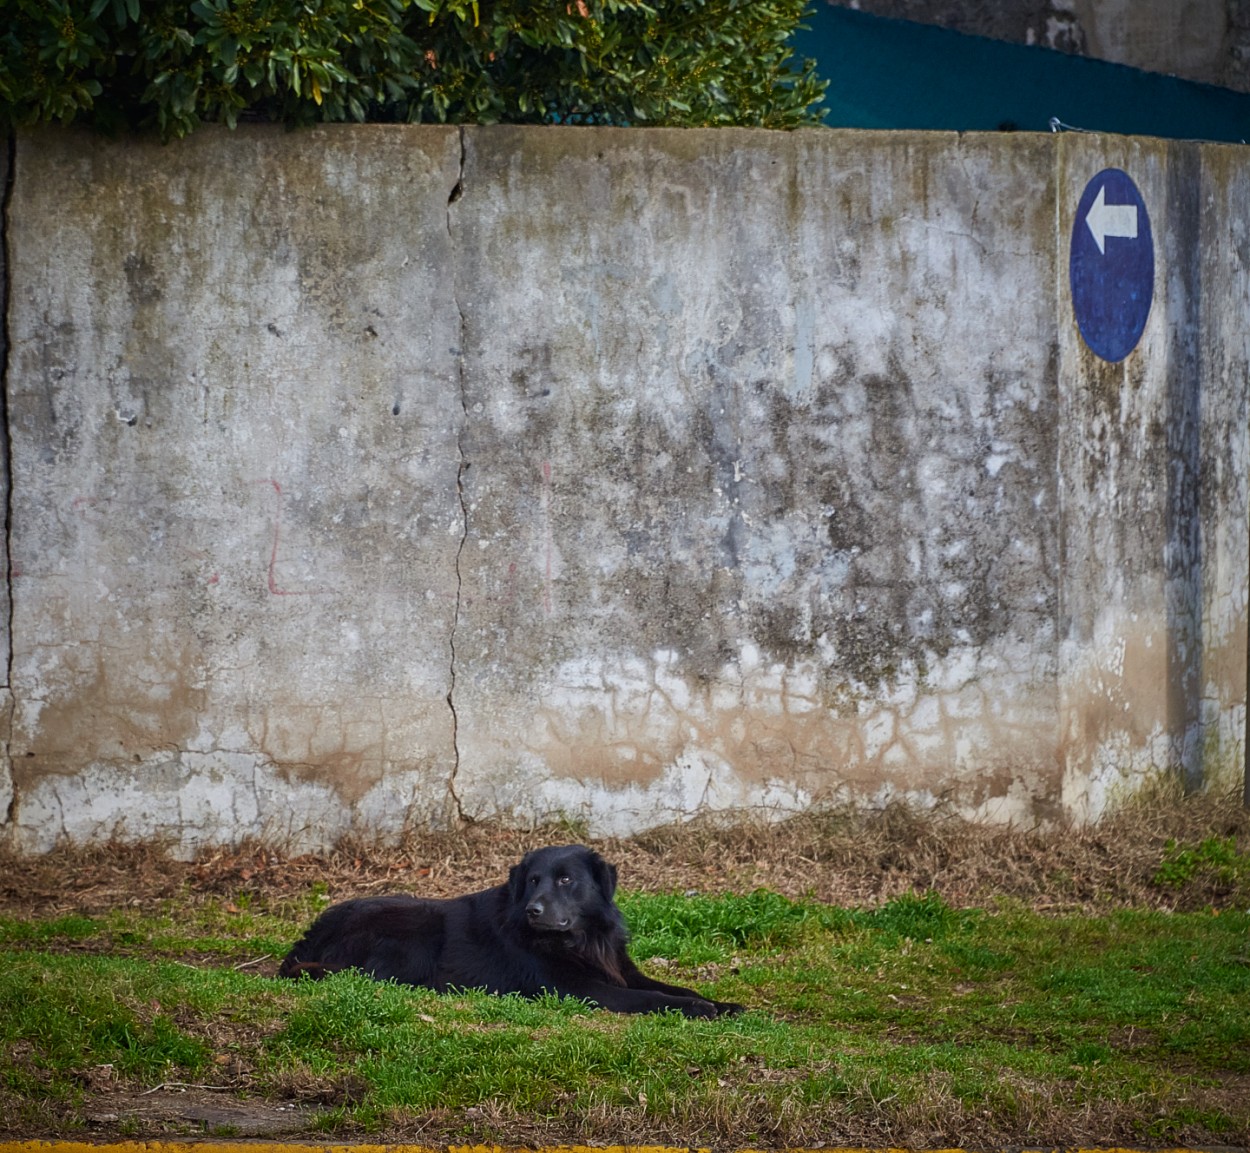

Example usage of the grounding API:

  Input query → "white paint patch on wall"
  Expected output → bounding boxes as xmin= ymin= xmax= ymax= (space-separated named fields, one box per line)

xmin=7 ymin=745 xmax=450 ymax=857
xmin=455 ymin=632 xmax=1057 ymax=831
xmin=535 ymin=753 xmax=815 ymax=839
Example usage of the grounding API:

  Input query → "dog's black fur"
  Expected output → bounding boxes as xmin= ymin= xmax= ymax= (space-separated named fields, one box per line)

xmin=278 ymin=844 xmax=743 ymax=1018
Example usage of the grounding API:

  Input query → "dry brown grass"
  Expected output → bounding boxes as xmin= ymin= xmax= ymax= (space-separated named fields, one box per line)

xmin=232 ymin=1070 xmax=1250 ymax=1153
xmin=1 ymin=775 xmax=1245 ymax=916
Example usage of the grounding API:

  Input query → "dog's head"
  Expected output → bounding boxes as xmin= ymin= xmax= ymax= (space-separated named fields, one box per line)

xmin=508 ymin=844 xmax=618 ymax=934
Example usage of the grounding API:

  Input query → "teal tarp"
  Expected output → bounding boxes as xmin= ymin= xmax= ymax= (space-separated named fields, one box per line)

xmin=790 ymin=4 xmax=1250 ymax=143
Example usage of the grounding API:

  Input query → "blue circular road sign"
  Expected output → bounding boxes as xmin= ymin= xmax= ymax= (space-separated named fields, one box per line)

xmin=1069 ymin=168 xmax=1154 ymax=363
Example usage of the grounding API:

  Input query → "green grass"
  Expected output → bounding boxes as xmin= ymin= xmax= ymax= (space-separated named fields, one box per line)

xmin=1155 ymin=835 xmax=1250 ymax=893
xmin=0 ymin=889 xmax=1247 ymax=1145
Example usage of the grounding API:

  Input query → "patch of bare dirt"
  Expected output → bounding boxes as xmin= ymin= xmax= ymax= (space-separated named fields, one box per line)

xmin=1 ymin=777 xmax=1245 ymax=918
xmin=79 ymin=1084 xmax=316 ymax=1138
xmin=0 ymin=1052 xmax=359 ymax=1141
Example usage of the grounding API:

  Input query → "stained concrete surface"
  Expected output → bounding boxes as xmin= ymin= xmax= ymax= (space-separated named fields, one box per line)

xmin=1 ymin=125 xmax=1246 ymax=852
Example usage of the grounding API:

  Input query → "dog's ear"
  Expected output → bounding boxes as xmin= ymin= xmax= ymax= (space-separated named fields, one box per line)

xmin=590 ymin=852 xmax=618 ymax=902
xmin=509 ymin=852 xmax=534 ymax=903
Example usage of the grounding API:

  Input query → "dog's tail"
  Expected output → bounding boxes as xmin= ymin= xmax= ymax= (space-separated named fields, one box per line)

xmin=277 ymin=957 xmax=337 ymax=980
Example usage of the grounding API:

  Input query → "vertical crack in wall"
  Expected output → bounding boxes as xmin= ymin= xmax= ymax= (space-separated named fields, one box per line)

xmin=1164 ymin=142 xmax=1205 ymax=792
xmin=1 ymin=133 xmax=17 ymax=828
xmin=1050 ymin=142 xmax=1068 ymax=805
xmin=445 ymin=126 xmax=469 ymax=823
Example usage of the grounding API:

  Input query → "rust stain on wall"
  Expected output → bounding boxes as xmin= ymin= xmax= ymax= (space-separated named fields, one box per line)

xmin=13 ymin=637 xmax=206 ymax=784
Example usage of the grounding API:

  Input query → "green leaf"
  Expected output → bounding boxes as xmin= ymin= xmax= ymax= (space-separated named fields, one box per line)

xmin=0 ymin=0 xmax=826 ymax=137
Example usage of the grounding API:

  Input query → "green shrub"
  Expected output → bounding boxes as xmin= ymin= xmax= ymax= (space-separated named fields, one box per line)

xmin=0 ymin=0 xmax=826 ymax=139
xmin=1154 ymin=836 xmax=1250 ymax=896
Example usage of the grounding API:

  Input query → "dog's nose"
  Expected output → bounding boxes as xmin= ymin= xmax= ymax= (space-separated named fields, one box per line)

xmin=526 ymin=900 xmax=544 ymax=919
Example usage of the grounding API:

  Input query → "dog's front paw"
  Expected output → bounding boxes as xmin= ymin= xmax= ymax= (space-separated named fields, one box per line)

xmin=680 ymin=998 xmax=721 ymax=1019
xmin=712 ymin=1000 xmax=745 ymax=1016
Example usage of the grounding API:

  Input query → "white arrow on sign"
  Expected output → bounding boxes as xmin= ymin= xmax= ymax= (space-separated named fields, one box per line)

xmin=1085 ymin=184 xmax=1138 ymax=255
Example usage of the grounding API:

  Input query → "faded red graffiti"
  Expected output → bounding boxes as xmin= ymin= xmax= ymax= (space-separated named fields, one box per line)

xmin=253 ymin=479 xmax=330 ymax=597
xmin=541 ymin=460 xmax=554 ymax=616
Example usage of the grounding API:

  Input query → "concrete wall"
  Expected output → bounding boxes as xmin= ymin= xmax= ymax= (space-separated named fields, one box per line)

xmin=1 ymin=125 xmax=1246 ymax=853
xmin=822 ymin=0 xmax=1250 ymax=94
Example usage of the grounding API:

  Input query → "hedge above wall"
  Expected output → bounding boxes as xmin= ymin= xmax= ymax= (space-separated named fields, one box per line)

xmin=0 ymin=0 xmax=826 ymax=138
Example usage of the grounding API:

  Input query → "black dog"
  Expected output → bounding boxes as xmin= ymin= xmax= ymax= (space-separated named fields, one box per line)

xmin=278 ymin=844 xmax=742 ymax=1018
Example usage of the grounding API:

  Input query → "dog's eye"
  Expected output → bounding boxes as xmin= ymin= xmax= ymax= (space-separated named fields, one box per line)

xmin=556 ymin=875 xmax=571 ymax=886
xmin=530 ymin=876 xmax=540 ymax=886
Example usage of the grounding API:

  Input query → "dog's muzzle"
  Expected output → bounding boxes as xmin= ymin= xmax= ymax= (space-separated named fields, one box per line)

xmin=526 ymin=900 xmax=571 ymax=930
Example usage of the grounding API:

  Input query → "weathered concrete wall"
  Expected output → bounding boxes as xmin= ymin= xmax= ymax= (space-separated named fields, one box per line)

xmin=1056 ymin=137 xmax=1250 ymax=817
xmin=1 ymin=125 xmax=1246 ymax=852
xmin=4 ymin=128 xmax=464 ymax=849
xmin=451 ymin=129 xmax=1063 ymax=831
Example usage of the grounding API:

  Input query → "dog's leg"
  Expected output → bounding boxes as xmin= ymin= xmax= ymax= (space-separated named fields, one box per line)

xmin=617 ymin=956 xmax=745 ymax=1016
